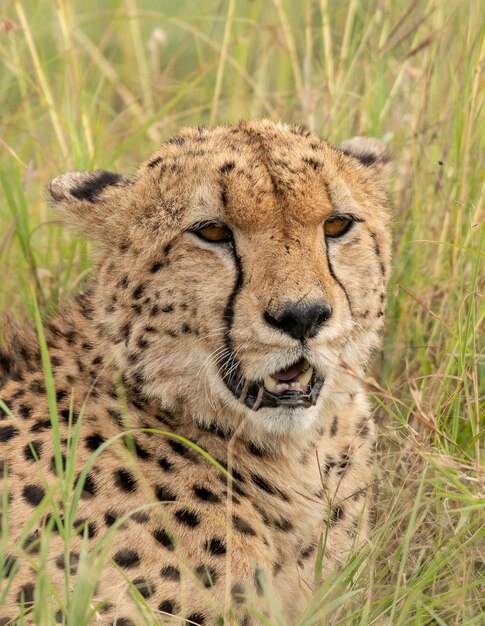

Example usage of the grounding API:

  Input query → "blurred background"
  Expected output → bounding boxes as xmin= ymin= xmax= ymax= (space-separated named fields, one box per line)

xmin=0 ymin=1 xmax=483 ymax=623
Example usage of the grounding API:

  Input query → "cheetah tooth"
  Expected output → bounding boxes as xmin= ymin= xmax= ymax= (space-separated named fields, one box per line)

xmin=263 ymin=375 xmax=278 ymax=392
xmin=296 ymin=366 xmax=313 ymax=388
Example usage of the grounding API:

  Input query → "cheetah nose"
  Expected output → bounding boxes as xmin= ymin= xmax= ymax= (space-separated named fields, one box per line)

xmin=263 ymin=300 xmax=332 ymax=341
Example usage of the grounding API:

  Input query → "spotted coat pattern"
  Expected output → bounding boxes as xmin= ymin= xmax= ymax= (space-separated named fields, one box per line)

xmin=0 ymin=120 xmax=391 ymax=625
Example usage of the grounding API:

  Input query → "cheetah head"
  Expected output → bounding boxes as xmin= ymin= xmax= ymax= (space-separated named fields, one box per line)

xmin=49 ymin=121 xmax=391 ymax=437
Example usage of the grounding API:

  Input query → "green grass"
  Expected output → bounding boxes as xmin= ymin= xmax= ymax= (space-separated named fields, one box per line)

xmin=0 ymin=0 xmax=483 ymax=624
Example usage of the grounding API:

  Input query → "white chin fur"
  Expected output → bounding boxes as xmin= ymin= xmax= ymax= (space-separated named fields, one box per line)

xmin=248 ymin=404 xmax=319 ymax=435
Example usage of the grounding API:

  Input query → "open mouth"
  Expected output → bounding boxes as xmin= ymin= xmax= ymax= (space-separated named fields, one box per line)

xmin=223 ymin=357 xmax=324 ymax=411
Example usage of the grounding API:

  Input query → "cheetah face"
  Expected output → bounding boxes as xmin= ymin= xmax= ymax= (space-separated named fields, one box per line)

xmin=50 ymin=121 xmax=391 ymax=435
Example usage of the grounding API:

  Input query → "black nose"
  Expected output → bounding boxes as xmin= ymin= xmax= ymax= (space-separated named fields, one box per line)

xmin=264 ymin=300 xmax=332 ymax=341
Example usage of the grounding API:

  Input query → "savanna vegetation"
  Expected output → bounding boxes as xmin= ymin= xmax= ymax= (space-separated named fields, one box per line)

xmin=0 ymin=1 xmax=483 ymax=624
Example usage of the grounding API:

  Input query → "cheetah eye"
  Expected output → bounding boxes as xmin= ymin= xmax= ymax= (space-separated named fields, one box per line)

xmin=323 ymin=216 xmax=353 ymax=238
xmin=192 ymin=223 xmax=233 ymax=244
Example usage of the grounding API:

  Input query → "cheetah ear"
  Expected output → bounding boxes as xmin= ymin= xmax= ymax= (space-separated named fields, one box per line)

xmin=338 ymin=136 xmax=392 ymax=184
xmin=49 ymin=170 xmax=130 ymax=240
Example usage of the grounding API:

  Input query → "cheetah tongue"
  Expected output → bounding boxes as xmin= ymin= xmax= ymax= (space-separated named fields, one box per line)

xmin=263 ymin=358 xmax=313 ymax=393
xmin=273 ymin=358 xmax=308 ymax=381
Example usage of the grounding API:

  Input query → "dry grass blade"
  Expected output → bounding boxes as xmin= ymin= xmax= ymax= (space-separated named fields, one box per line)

xmin=14 ymin=0 xmax=68 ymax=159
xmin=124 ymin=0 xmax=156 ymax=121
xmin=272 ymin=0 xmax=305 ymax=105
xmin=210 ymin=0 xmax=236 ymax=124
xmin=340 ymin=363 xmax=458 ymax=447
xmin=319 ymin=0 xmax=335 ymax=97
xmin=400 ymin=32 xmax=439 ymax=61
xmin=379 ymin=0 xmax=421 ymax=52
xmin=73 ymin=28 xmax=159 ymax=143
xmin=398 ymin=284 xmax=453 ymax=333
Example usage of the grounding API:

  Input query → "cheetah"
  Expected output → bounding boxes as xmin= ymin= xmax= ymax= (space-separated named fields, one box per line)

xmin=0 ymin=120 xmax=391 ymax=625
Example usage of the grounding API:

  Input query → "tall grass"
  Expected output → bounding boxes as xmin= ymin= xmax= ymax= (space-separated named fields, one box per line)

xmin=0 ymin=1 xmax=483 ymax=624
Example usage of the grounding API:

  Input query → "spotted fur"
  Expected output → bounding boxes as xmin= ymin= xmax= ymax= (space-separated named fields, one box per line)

xmin=0 ymin=120 xmax=391 ymax=625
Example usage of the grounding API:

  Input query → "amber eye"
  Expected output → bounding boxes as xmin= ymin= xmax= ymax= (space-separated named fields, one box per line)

xmin=323 ymin=216 xmax=353 ymax=238
xmin=193 ymin=223 xmax=233 ymax=243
